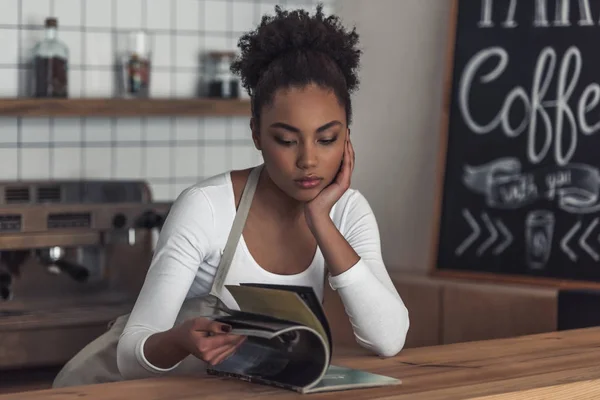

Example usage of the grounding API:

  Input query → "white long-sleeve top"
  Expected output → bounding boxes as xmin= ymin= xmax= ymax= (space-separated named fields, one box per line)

xmin=117 ymin=170 xmax=410 ymax=379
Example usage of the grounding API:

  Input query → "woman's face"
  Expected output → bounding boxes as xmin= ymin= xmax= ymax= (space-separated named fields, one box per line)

xmin=252 ymin=83 xmax=348 ymax=203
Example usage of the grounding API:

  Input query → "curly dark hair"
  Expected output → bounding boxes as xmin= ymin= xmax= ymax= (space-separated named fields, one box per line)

xmin=230 ymin=3 xmax=361 ymax=126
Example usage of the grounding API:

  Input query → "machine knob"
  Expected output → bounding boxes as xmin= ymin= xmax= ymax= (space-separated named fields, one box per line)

xmin=38 ymin=247 xmax=90 ymax=283
xmin=0 ymin=286 xmax=10 ymax=301
xmin=0 ymin=271 xmax=12 ymax=301
xmin=53 ymin=259 xmax=89 ymax=282
xmin=112 ymin=213 xmax=127 ymax=229
xmin=135 ymin=210 xmax=165 ymax=230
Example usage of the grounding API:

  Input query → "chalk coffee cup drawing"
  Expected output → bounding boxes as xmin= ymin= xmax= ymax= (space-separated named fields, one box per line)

xmin=525 ymin=210 xmax=555 ymax=270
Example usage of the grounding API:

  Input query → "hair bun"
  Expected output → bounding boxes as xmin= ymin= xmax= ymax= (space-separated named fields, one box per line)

xmin=231 ymin=4 xmax=361 ymax=95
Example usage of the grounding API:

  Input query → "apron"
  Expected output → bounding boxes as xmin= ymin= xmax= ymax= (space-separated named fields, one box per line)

xmin=52 ymin=165 xmax=263 ymax=388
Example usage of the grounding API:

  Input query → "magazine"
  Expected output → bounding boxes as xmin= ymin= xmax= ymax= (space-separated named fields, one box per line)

xmin=205 ymin=283 xmax=401 ymax=394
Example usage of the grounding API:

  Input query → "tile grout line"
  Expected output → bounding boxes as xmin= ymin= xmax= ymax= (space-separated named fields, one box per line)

xmin=0 ymin=23 xmax=247 ymax=36
xmin=110 ymin=0 xmax=117 ymax=179
xmin=226 ymin=0 xmax=234 ymax=171
xmin=141 ymin=0 xmax=148 ymax=182
xmin=198 ymin=0 xmax=205 ymax=182
xmin=49 ymin=0 xmax=55 ymax=179
xmin=0 ymin=64 xmax=207 ymax=73
xmin=16 ymin=0 xmax=22 ymax=181
xmin=80 ymin=0 xmax=87 ymax=179
xmin=169 ymin=0 xmax=177 ymax=198
xmin=0 ymin=139 xmax=253 ymax=148
xmin=49 ymin=117 xmax=54 ymax=179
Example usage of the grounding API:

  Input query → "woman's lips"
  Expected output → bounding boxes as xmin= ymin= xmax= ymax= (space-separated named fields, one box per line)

xmin=294 ymin=177 xmax=323 ymax=189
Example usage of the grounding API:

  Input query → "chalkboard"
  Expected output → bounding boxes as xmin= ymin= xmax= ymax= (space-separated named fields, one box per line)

xmin=434 ymin=0 xmax=600 ymax=286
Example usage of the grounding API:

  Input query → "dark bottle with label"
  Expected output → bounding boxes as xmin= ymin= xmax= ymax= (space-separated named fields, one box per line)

xmin=206 ymin=51 xmax=239 ymax=99
xmin=32 ymin=17 xmax=69 ymax=98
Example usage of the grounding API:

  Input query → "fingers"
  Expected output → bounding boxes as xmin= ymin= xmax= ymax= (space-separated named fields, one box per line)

xmin=192 ymin=332 xmax=245 ymax=362
xmin=340 ymin=139 xmax=352 ymax=188
xmin=190 ymin=318 xmax=232 ymax=335
xmin=348 ymin=138 xmax=355 ymax=173
xmin=198 ymin=335 xmax=246 ymax=366
xmin=203 ymin=343 xmax=234 ymax=366
xmin=211 ymin=339 xmax=246 ymax=365
xmin=208 ymin=320 xmax=232 ymax=335
xmin=185 ymin=317 xmax=248 ymax=366
xmin=195 ymin=331 xmax=242 ymax=351
xmin=205 ymin=337 xmax=247 ymax=366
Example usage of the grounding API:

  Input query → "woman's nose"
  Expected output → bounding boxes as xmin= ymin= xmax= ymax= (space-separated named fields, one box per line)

xmin=296 ymin=144 xmax=318 ymax=169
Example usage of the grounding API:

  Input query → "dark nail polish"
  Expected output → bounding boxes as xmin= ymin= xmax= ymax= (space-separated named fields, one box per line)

xmin=221 ymin=324 xmax=232 ymax=333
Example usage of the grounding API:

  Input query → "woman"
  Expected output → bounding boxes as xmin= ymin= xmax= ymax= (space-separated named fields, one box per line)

xmin=116 ymin=4 xmax=409 ymax=379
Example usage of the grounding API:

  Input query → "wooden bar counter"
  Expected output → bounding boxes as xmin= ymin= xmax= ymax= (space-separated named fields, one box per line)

xmin=3 ymin=326 xmax=600 ymax=399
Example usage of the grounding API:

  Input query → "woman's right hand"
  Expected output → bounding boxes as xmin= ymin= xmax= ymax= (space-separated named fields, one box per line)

xmin=175 ymin=317 xmax=246 ymax=366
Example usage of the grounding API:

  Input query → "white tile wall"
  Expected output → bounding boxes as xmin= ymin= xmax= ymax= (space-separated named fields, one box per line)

xmin=204 ymin=0 xmax=229 ymax=32
xmin=54 ymin=0 xmax=82 ymax=27
xmin=85 ymin=0 xmax=112 ymax=28
xmin=0 ymin=0 xmax=331 ymax=200
xmin=0 ymin=118 xmax=19 ymax=143
xmin=115 ymin=0 xmax=144 ymax=30
xmin=233 ymin=2 xmax=255 ymax=32
xmin=21 ymin=0 xmax=51 ymax=26
xmin=176 ymin=0 xmax=202 ymax=31
xmin=146 ymin=0 xmax=172 ymax=31
xmin=0 ymin=0 xmax=19 ymax=26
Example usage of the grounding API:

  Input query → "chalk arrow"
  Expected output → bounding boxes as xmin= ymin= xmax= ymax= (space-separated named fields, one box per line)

xmin=477 ymin=213 xmax=498 ymax=256
xmin=579 ymin=218 xmax=599 ymax=261
xmin=455 ymin=209 xmax=480 ymax=256
xmin=493 ymin=220 xmax=513 ymax=255
xmin=561 ymin=221 xmax=581 ymax=262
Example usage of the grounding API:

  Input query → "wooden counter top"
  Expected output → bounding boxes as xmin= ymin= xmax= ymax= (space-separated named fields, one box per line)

xmin=4 ymin=327 xmax=600 ymax=399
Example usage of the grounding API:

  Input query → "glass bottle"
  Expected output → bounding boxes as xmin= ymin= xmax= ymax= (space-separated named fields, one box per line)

xmin=32 ymin=17 xmax=69 ymax=98
xmin=206 ymin=51 xmax=239 ymax=99
xmin=120 ymin=31 xmax=152 ymax=98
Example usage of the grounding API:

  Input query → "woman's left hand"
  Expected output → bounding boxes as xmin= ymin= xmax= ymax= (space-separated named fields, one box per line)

xmin=305 ymin=137 xmax=355 ymax=225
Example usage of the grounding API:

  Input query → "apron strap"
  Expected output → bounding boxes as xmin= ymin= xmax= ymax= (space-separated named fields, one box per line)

xmin=210 ymin=164 xmax=263 ymax=295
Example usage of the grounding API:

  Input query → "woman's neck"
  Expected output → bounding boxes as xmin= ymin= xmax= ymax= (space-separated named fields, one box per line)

xmin=255 ymin=169 xmax=305 ymax=221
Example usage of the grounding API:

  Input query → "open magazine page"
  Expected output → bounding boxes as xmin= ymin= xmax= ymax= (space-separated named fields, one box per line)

xmin=224 ymin=284 xmax=329 ymax=353
xmin=206 ymin=284 xmax=402 ymax=393
xmin=207 ymin=326 xmax=328 ymax=390
xmin=206 ymin=284 xmax=331 ymax=391
xmin=239 ymin=283 xmax=332 ymax=353
xmin=304 ymin=365 xmax=402 ymax=394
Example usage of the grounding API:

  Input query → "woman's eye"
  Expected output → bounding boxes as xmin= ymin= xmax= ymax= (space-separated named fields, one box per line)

xmin=319 ymin=137 xmax=337 ymax=145
xmin=275 ymin=137 xmax=295 ymax=146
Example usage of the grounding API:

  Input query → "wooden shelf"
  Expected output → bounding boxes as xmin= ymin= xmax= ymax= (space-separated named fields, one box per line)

xmin=0 ymin=98 xmax=251 ymax=117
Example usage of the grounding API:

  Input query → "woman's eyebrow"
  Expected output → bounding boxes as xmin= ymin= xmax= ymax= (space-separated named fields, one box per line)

xmin=269 ymin=121 xmax=342 ymax=133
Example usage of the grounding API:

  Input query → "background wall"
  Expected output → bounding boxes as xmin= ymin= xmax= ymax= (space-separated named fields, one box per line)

xmin=335 ymin=0 xmax=451 ymax=272
xmin=0 ymin=0 xmax=452 ymax=273
xmin=0 ymin=0 xmax=330 ymax=200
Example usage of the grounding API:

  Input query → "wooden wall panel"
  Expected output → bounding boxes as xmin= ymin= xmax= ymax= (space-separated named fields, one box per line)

xmin=441 ymin=280 xmax=558 ymax=344
xmin=391 ymin=272 xmax=443 ymax=348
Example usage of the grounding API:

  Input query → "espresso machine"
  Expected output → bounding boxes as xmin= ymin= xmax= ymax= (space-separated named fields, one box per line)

xmin=0 ymin=180 xmax=171 ymax=370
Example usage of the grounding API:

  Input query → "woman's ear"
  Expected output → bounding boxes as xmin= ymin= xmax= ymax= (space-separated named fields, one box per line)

xmin=250 ymin=118 xmax=261 ymax=150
